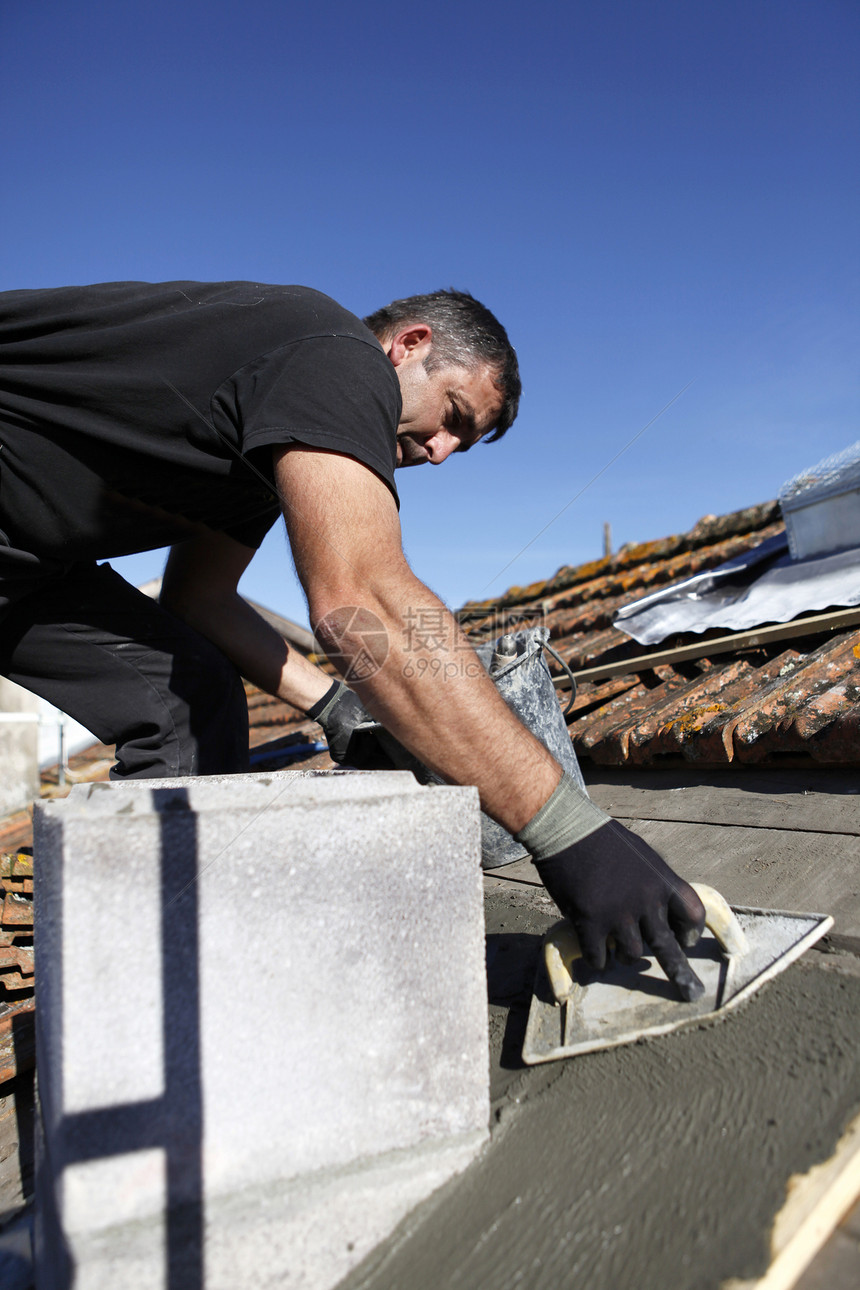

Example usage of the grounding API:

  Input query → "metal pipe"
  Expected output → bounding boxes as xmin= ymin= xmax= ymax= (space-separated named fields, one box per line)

xmin=58 ymin=716 xmax=66 ymax=789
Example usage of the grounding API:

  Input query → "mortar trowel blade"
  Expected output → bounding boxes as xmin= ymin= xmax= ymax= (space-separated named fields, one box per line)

xmin=522 ymin=904 xmax=833 ymax=1066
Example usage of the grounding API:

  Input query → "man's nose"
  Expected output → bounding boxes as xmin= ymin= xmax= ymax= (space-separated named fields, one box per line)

xmin=425 ymin=429 xmax=458 ymax=465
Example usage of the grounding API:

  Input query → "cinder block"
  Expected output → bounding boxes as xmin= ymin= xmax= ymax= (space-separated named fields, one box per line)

xmin=34 ymin=770 xmax=488 ymax=1289
xmin=0 ymin=680 xmax=40 ymax=815
xmin=0 ymin=719 xmax=39 ymax=816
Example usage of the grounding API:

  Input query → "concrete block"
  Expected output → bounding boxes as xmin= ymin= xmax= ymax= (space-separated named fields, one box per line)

xmin=0 ymin=719 xmax=39 ymax=816
xmin=0 ymin=679 xmax=40 ymax=815
xmin=34 ymin=770 xmax=488 ymax=1289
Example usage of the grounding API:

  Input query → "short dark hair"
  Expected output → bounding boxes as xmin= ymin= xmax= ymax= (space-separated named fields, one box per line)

xmin=363 ymin=289 xmax=521 ymax=441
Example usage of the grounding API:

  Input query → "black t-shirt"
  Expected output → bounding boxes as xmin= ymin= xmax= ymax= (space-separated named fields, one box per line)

xmin=0 ymin=281 xmax=401 ymax=582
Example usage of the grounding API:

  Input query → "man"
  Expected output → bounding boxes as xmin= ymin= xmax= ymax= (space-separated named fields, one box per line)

xmin=0 ymin=280 xmax=706 ymax=996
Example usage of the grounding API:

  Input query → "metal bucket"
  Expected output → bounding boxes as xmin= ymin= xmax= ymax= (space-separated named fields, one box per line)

xmin=368 ymin=627 xmax=587 ymax=870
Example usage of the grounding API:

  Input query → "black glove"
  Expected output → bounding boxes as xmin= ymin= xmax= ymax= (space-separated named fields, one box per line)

xmin=536 ymin=820 xmax=707 ymax=1001
xmin=307 ymin=681 xmax=396 ymax=770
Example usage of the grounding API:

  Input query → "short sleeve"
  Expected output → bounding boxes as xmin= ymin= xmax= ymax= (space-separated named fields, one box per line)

xmin=215 ymin=334 xmax=402 ymax=506
xmin=222 ymin=508 xmax=279 ymax=551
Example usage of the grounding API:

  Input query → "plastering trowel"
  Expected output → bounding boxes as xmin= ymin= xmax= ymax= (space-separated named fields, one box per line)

xmin=522 ymin=883 xmax=833 ymax=1065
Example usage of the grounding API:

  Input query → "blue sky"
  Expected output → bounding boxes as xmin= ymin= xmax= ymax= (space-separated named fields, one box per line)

xmin=2 ymin=0 xmax=858 ymax=625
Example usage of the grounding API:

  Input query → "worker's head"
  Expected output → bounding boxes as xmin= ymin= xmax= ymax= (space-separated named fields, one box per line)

xmin=363 ymin=290 xmax=521 ymax=468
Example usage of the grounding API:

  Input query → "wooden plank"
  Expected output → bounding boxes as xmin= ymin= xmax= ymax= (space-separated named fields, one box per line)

xmin=555 ymin=607 xmax=860 ymax=686
xmin=626 ymin=819 xmax=860 ymax=939
xmin=724 ymin=1107 xmax=860 ymax=1290
xmin=483 ymin=857 xmax=544 ymax=907
xmin=587 ymin=778 xmax=860 ymax=836
xmin=485 ymin=816 xmax=860 ymax=939
xmin=483 ymin=856 xmax=541 ymax=886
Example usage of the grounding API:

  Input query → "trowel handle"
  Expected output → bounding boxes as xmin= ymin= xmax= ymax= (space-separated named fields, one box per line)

xmin=543 ymin=884 xmax=748 ymax=1006
xmin=690 ymin=883 xmax=748 ymax=958
xmin=543 ymin=924 xmax=584 ymax=1005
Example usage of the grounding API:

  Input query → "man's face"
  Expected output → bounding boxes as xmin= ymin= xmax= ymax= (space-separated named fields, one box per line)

xmin=394 ymin=360 xmax=504 ymax=468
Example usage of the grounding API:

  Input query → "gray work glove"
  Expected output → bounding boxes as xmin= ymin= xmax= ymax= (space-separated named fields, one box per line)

xmin=307 ymin=681 xmax=396 ymax=770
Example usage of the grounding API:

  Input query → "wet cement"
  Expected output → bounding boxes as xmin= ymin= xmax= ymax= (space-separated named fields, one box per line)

xmin=341 ymin=888 xmax=860 ymax=1290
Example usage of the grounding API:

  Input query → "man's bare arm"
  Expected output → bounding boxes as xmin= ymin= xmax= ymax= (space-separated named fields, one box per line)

xmin=277 ymin=444 xmax=706 ymax=998
xmin=274 ymin=445 xmax=561 ymax=832
xmin=159 ymin=530 xmax=331 ymax=713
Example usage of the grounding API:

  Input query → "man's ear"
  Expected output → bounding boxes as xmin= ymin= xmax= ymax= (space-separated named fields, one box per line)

xmin=386 ymin=323 xmax=433 ymax=367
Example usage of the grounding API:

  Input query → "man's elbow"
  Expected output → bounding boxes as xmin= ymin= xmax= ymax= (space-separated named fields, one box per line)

xmin=306 ymin=568 xmax=407 ymax=638
xmin=309 ymin=598 xmax=370 ymax=655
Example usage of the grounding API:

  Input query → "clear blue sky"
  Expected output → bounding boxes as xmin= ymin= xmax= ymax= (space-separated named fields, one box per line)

xmin=3 ymin=0 xmax=858 ymax=625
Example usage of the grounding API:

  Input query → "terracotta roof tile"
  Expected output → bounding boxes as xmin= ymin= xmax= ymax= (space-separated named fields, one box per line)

xmin=625 ymin=658 xmax=756 ymax=762
xmin=574 ymin=666 xmax=683 ymax=762
xmin=564 ymin=673 xmax=641 ymax=718
xmin=643 ymin=652 xmax=802 ymax=760
xmin=807 ymin=705 xmax=860 ymax=762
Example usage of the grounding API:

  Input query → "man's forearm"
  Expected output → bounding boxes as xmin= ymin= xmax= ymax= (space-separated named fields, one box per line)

xmin=313 ymin=570 xmax=561 ymax=833
xmin=161 ymin=587 xmax=331 ymax=713
xmin=275 ymin=443 xmax=560 ymax=828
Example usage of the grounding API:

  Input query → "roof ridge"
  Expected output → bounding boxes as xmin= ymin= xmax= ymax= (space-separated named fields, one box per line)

xmin=458 ymin=499 xmax=782 ymax=614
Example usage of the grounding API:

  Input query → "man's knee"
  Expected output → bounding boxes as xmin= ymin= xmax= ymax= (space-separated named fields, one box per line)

xmin=171 ymin=639 xmax=250 ymax=775
xmin=112 ymin=636 xmax=250 ymax=780
xmin=0 ymin=562 xmax=251 ymax=780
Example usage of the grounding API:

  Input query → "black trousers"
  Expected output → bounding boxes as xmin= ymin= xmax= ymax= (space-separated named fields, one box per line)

xmin=0 ymin=562 xmax=249 ymax=779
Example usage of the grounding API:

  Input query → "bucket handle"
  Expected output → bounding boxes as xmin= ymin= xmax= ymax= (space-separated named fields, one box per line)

xmin=542 ymin=642 xmax=577 ymax=717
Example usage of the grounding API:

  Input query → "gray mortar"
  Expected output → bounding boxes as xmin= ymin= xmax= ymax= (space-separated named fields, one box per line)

xmin=340 ymin=888 xmax=860 ymax=1290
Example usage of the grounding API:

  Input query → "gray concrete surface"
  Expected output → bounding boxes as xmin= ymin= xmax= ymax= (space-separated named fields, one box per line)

xmin=33 ymin=769 xmax=489 ymax=1290
xmin=51 ymin=1135 xmax=487 ymax=1290
xmin=340 ymin=886 xmax=860 ymax=1290
xmin=339 ymin=767 xmax=860 ymax=1290
xmin=4 ymin=763 xmax=857 ymax=1289
xmin=0 ymin=1208 xmax=33 ymax=1290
